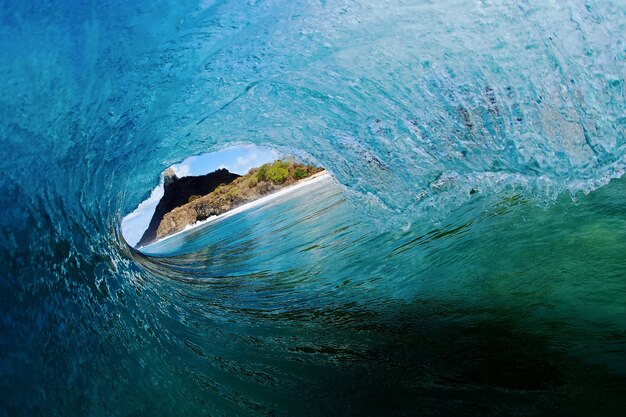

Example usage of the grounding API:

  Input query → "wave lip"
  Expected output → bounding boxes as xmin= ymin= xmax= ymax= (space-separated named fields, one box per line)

xmin=1 ymin=0 xmax=626 ymax=415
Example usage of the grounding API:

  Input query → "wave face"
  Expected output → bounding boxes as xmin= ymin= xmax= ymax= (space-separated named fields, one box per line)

xmin=1 ymin=1 xmax=626 ymax=415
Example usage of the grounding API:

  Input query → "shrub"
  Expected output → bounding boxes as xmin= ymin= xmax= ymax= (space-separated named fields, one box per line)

xmin=293 ymin=168 xmax=307 ymax=179
xmin=266 ymin=166 xmax=289 ymax=184
xmin=256 ymin=163 xmax=270 ymax=181
xmin=257 ymin=161 xmax=290 ymax=184
xmin=265 ymin=163 xmax=289 ymax=184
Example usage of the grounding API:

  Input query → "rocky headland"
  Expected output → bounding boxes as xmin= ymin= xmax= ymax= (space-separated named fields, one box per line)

xmin=136 ymin=167 xmax=240 ymax=247
xmin=154 ymin=161 xmax=324 ymax=242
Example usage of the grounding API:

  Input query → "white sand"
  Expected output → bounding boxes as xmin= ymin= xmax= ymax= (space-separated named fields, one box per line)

xmin=141 ymin=171 xmax=332 ymax=249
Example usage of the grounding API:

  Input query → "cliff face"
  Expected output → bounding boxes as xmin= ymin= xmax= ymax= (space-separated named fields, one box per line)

xmin=136 ymin=168 xmax=239 ymax=247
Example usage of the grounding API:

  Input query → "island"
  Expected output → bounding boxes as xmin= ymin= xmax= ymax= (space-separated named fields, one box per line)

xmin=138 ymin=160 xmax=324 ymax=247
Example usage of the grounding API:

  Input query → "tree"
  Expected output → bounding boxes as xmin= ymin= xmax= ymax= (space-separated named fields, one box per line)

xmin=293 ymin=168 xmax=307 ymax=179
xmin=258 ymin=160 xmax=290 ymax=184
xmin=265 ymin=161 xmax=289 ymax=184
xmin=256 ymin=163 xmax=270 ymax=181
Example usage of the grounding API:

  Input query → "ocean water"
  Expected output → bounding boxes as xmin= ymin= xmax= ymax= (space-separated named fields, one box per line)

xmin=1 ymin=1 xmax=625 ymax=416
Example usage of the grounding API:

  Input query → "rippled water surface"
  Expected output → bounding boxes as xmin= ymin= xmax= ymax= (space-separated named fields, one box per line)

xmin=1 ymin=1 xmax=625 ymax=416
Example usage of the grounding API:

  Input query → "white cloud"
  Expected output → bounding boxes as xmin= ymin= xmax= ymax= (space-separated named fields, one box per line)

xmin=234 ymin=153 xmax=259 ymax=170
xmin=230 ymin=149 xmax=277 ymax=174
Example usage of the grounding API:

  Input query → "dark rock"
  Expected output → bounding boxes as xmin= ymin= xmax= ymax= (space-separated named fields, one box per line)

xmin=137 ymin=168 xmax=239 ymax=247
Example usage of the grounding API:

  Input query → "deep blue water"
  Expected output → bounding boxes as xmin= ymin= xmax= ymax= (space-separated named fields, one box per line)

xmin=1 ymin=1 xmax=626 ymax=416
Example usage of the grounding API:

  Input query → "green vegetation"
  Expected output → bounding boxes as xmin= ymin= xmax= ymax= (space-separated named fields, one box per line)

xmin=256 ymin=160 xmax=291 ymax=184
xmin=269 ymin=161 xmax=290 ymax=183
xmin=293 ymin=168 xmax=307 ymax=179
xmin=256 ymin=160 xmax=322 ymax=184
xmin=256 ymin=164 xmax=269 ymax=182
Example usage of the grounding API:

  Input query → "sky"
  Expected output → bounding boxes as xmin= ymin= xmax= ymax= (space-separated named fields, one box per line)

xmin=170 ymin=145 xmax=279 ymax=178
xmin=122 ymin=144 xmax=279 ymax=247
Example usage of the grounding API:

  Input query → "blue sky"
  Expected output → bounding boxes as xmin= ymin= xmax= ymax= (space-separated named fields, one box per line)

xmin=171 ymin=145 xmax=279 ymax=177
xmin=122 ymin=144 xmax=279 ymax=247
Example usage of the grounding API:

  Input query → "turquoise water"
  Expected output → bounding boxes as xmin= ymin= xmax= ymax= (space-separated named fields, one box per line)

xmin=1 ymin=0 xmax=626 ymax=415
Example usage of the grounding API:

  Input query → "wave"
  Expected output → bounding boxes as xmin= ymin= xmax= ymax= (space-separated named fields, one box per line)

xmin=1 ymin=1 xmax=626 ymax=415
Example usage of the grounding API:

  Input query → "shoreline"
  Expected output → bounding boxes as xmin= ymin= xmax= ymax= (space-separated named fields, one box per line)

xmin=140 ymin=171 xmax=331 ymax=250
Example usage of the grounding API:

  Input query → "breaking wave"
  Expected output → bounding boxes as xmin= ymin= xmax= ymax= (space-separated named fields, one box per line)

xmin=1 ymin=1 xmax=625 ymax=415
